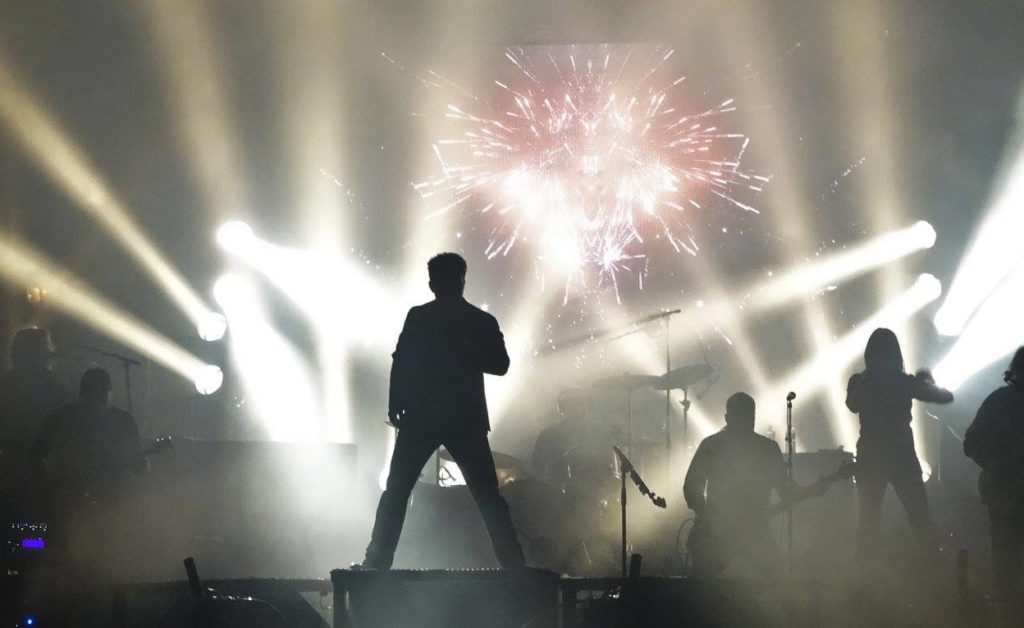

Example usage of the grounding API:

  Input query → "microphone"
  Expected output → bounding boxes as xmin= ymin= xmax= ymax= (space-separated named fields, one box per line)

xmin=786 ymin=391 xmax=796 ymax=401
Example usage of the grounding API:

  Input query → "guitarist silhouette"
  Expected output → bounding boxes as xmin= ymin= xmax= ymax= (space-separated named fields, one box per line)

xmin=964 ymin=346 xmax=1024 ymax=615
xmin=683 ymin=392 xmax=813 ymax=578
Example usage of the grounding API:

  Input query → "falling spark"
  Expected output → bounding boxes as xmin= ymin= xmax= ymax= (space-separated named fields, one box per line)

xmin=409 ymin=45 xmax=768 ymax=302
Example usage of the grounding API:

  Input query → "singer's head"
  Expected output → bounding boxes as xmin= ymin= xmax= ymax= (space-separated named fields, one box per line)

xmin=428 ymin=252 xmax=467 ymax=300
xmin=725 ymin=392 xmax=756 ymax=431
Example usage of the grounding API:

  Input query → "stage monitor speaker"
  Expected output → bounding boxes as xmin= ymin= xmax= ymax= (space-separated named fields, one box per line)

xmin=331 ymin=568 xmax=559 ymax=628
xmin=112 ymin=578 xmax=331 ymax=627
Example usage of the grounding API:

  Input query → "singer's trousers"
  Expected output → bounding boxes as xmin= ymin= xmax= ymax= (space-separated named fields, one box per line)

xmin=364 ymin=425 xmax=525 ymax=569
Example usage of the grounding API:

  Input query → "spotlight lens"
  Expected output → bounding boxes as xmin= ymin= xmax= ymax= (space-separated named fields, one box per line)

xmin=216 ymin=221 xmax=254 ymax=253
xmin=195 ymin=365 xmax=224 ymax=395
xmin=933 ymin=309 xmax=962 ymax=337
xmin=213 ymin=274 xmax=248 ymax=305
xmin=197 ymin=312 xmax=228 ymax=341
xmin=910 ymin=220 xmax=937 ymax=248
xmin=915 ymin=273 xmax=942 ymax=299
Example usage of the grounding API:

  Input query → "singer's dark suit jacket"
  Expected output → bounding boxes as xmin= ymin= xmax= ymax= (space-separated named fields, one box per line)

xmin=389 ymin=297 xmax=509 ymax=432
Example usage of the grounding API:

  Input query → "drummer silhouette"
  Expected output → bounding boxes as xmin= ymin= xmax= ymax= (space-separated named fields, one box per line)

xmin=359 ymin=253 xmax=525 ymax=570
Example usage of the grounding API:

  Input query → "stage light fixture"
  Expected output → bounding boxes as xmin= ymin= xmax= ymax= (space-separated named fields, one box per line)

xmin=197 ymin=311 xmax=228 ymax=342
xmin=194 ymin=364 xmax=224 ymax=395
xmin=748 ymin=220 xmax=936 ymax=313
xmin=933 ymin=263 xmax=1024 ymax=391
xmin=216 ymin=220 xmax=256 ymax=254
xmin=0 ymin=233 xmax=219 ymax=392
xmin=934 ymin=121 xmax=1024 ymax=337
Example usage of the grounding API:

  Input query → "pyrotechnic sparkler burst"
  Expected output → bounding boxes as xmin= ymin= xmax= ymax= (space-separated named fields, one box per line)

xmin=410 ymin=45 xmax=769 ymax=302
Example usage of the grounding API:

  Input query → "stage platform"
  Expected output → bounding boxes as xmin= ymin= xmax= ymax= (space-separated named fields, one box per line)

xmin=330 ymin=569 xmax=824 ymax=628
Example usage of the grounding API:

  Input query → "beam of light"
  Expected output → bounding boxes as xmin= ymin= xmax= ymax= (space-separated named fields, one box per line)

xmin=485 ymin=286 xmax=561 ymax=427
xmin=934 ymin=119 xmax=1024 ymax=337
xmin=760 ymin=274 xmax=943 ymax=450
xmin=216 ymin=221 xmax=399 ymax=350
xmin=745 ymin=221 xmax=935 ymax=311
xmin=685 ymin=255 xmax=771 ymax=394
xmin=217 ymin=220 xmax=401 ymax=443
xmin=829 ymin=0 xmax=919 ymax=307
xmin=408 ymin=44 xmax=768 ymax=301
xmin=828 ymin=2 xmax=921 ymax=446
xmin=0 ymin=232 xmax=220 ymax=394
xmin=0 ymin=51 xmax=218 ymax=334
xmin=268 ymin=2 xmax=347 ymax=248
xmin=550 ymin=219 xmax=935 ymax=356
xmin=705 ymin=3 xmax=852 ymax=450
xmin=933 ymin=263 xmax=1024 ymax=391
xmin=213 ymin=273 xmax=322 ymax=441
xmin=136 ymin=0 xmax=250 ymax=222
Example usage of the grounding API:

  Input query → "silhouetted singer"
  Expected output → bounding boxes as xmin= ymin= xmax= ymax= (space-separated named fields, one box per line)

xmin=964 ymin=347 xmax=1024 ymax=609
xmin=846 ymin=328 xmax=953 ymax=558
xmin=360 ymin=252 xmax=525 ymax=570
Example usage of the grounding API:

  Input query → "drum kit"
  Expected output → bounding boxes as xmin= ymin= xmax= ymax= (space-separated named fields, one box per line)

xmin=435 ymin=363 xmax=715 ymax=575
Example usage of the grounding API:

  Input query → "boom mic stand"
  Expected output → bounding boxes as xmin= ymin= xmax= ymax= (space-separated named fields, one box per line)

xmin=613 ymin=446 xmax=667 ymax=577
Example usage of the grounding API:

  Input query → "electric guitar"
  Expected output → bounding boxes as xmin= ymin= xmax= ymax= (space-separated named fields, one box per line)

xmin=686 ymin=461 xmax=857 ymax=570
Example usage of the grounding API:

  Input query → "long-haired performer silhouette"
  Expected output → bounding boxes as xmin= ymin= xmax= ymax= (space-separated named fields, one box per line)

xmin=846 ymin=328 xmax=953 ymax=557
xmin=360 ymin=253 xmax=525 ymax=570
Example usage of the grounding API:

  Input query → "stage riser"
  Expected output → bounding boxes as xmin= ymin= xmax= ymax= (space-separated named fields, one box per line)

xmin=331 ymin=568 xmax=560 ymax=628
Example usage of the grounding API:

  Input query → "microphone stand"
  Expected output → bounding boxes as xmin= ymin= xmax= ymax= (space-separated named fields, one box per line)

xmin=613 ymin=446 xmax=667 ymax=577
xmin=785 ymin=392 xmax=795 ymax=579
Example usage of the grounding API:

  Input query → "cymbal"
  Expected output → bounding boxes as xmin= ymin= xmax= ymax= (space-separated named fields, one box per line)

xmin=591 ymin=374 xmax=662 ymax=391
xmin=439 ymin=448 xmax=523 ymax=470
xmin=652 ymin=364 xmax=714 ymax=390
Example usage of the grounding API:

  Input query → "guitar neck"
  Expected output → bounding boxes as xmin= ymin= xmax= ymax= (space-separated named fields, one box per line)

xmin=767 ymin=464 xmax=856 ymax=518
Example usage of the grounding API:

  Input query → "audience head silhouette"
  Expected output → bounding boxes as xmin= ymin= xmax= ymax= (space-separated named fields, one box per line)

xmin=428 ymin=252 xmax=467 ymax=300
xmin=9 ymin=327 xmax=55 ymax=374
xmin=724 ymin=392 xmax=756 ymax=431
xmin=79 ymin=366 xmax=113 ymax=408
xmin=864 ymin=327 xmax=904 ymax=374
